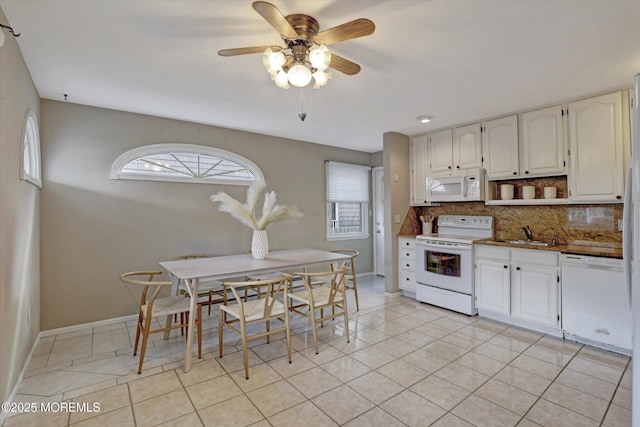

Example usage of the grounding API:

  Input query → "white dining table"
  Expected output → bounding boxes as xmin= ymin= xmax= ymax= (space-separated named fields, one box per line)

xmin=160 ymin=248 xmax=349 ymax=372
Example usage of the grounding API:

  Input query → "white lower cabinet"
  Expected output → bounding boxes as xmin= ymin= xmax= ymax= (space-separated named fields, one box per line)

xmin=475 ymin=245 xmax=560 ymax=335
xmin=398 ymin=237 xmax=416 ymax=293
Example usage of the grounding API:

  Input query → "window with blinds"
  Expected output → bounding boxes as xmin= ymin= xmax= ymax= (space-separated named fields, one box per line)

xmin=326 ymin=161 xmax=371 ymax=240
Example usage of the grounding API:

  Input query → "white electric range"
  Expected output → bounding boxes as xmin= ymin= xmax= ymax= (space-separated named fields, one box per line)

xmin=415 ymin=215 xmax=494 ymax=315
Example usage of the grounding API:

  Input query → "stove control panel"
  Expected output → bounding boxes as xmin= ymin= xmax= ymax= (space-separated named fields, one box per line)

xmin=437 ymin=215 xmax=494 ymax=230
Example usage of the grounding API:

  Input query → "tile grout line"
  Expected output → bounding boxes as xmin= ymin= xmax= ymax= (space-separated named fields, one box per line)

xmin=598 ymin=357 xmax=632 ymax=427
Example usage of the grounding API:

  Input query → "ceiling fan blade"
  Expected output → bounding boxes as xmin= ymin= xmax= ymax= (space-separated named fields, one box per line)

xmin=252 ymin=1 xmax=298 ymax=39
xmin=218 ymin=46 xmax=281 ymax=56
xmin=329 ymin=54 xmax=361 ymax=75
xmin=314 ymin=18 xmax=375 ymax=46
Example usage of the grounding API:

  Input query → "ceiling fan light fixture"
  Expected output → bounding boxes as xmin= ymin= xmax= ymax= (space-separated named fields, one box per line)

xmin=262 ymin=48 xmax=285 ymax=75
xmin=288 ymin=63 xmax=312 ymax=87
xmin=274 ymin=69 xmax=290 ymax=89
xmin=312 ymin=70 xmax=331 ymax=89
xmin=309 ymin=44 xmax=331 ymax=72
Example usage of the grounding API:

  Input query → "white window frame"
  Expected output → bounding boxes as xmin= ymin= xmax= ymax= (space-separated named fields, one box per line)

xmin=326 ymin=161 xmax=371 ymax=241
xmin=110 ymin=143 xmax=264 ymax=185
xmin=20 ymin=109 xmax=42 ymax=188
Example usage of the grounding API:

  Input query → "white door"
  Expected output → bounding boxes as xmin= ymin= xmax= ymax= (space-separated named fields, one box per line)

xmin=568 ymin=91 xmax=624 ymax=202
xmin=475 ymin=260 xmax=511 ymax=315
xmin=482 ymin=115 xmax=519 ymax=179
xmin=373 ymin=167 xmax=385 ymax=276
xmin=519 ymin=105 xmax=566 ymax=177
xmin=428 ymin=129 xmax=454 ymax=174
xmin=512 ymin=265 xmax=558 ymax=327
xmin=453 ymin=123 xmax=483 ymax=170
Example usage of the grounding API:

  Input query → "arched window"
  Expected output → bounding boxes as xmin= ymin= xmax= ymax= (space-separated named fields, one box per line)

xmin=20 ymin=110 xmax=42 ymax=188
xmin=110 ymin=144 xmax=264 ymax=185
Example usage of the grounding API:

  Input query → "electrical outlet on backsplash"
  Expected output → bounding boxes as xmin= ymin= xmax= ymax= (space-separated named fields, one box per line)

xmin=400 ymin=202 xmax=623 ymax=246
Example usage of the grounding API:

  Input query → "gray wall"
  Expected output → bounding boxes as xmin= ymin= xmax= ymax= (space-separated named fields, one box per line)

xmin=0 ymin=6 xmax=41 ymax=404
xmin=40 ymin=100 xmax=375 ymax=330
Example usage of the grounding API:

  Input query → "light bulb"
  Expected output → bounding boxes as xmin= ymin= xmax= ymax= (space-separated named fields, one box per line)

xmin=287 ymin=63 xmax=312 ymax=87
xmin=274 ymin=70 xmax=290 ymax=89
xmin=309 ymin=44 xmax=331 ymax=72
xmin=262 ymin=48 xmax=285 ymax=75
xmin=312 ymin=70 xmax=332 ymax=89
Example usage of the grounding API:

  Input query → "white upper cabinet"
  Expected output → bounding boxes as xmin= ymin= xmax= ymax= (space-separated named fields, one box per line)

xmin=453 ymin=123 xmax=483 ymax=171
xmin=481 ymin=115 xmax=519 ymax=179
xmin=568 ymin=91 xmax=625 ymax=202
xmin=427 ymin=129 xmax=454 ymax=174
xmin=519 ymin=105 xmax=566 ymax=177
xmin=410 ymin=134 xmax=429 ymax=206
xmin=427 ymin=126 xmax=482 ymax=175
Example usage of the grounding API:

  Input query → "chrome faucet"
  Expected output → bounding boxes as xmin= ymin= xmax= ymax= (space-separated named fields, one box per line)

xmin=520 ymin=225 xmax=533 ymax=241
xmin=551 ymin=228 xmax=557 ymax=246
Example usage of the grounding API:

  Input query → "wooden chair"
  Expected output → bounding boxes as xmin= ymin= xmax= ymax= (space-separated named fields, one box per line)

xmin=330 ymin=249 xmax=360 ymax=311
xmin=287 ymin=267 xmax=350 ymax=354
xmin=218 ymin=274 xmax=292 ymax=379
xmin=120 ymin=271 xmax=202 ymax=374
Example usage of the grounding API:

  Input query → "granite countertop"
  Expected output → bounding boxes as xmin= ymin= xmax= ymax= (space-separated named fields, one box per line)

xmin=476 ymin=239 xmax=623 ymax=259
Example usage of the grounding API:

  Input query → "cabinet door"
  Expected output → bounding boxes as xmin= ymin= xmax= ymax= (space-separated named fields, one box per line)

xmin=428 ymin=129 xmax=454 ymax=174
xmin=482 ymin=115 xmax=519 ymax=179
xmin=410 ymin=134 xmax=429 ymax=206
xmin=519 ymin=105 xmax=566 ymax=177
xmin=475 ymin=260 xmax=510 ymax=315
xmin=453 ymin=123 xmax=482 ymax=170
xmin=512 ymin=265 xmax=558 ymax=327
xmin=568 ymin=91 xmax=624 ymax=202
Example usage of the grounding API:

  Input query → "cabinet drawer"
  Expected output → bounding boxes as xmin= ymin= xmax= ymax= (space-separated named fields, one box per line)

xmin=399 ymin=237 xmax=416 ymax=250
xmin=475 ymin=245 xmax=510 ymax=261
xmin=399 ymin=269 xmax=416 ymax=289
xmin=513 ymin=248 xmax=558 ymax=267
xmin=400 ymin=259 xmax=415 ymax=270
xmin=400 ymin=249 xmax=415 ymax=260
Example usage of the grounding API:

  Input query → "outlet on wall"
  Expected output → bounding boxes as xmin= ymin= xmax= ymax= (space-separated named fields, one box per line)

xmin=394 ymin=214 xmax=401 ymax=224
xmin=618 ymin=219 xmax=623 ymax=231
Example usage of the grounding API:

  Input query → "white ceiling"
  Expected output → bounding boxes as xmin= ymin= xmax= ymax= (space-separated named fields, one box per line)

xmin=1 ymin=1 xmax=639 ymax=153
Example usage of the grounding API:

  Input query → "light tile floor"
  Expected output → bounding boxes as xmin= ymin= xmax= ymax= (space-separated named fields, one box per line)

xmin=2 ymin=276 xmax=633 ymax=426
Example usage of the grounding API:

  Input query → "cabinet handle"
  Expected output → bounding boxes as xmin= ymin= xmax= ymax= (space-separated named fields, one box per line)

xmin=516 ymin=266 xmax=521 ymax=270
xmin=513 ymin=172 xmax=517 ymax=175
xmin=406 ymin=264 xmax=410 ymax=267
xmin=448 ymin=166 xmax=452 ymax=170
xmin=617 ymin=195 xmax=622 ymax=200
xmin=456 ymin=165 xmax=460 ymax=169
xmin=524 ymin=171 xmax=529 ymax=175
xmin=503 ymin=265 xmax=508 ymax=269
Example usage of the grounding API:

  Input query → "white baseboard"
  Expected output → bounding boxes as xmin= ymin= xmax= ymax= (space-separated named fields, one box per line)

xmin=40 ymin=314 xmax=139 ymax=337
xmin=384 ymin=291 xmax=403 ymax=298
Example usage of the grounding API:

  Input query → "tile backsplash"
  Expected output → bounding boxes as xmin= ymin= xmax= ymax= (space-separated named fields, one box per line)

xmin=401 ymin=202 xmax=623 ymax=247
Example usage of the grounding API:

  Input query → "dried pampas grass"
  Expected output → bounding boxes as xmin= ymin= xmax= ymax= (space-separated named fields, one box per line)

xmin=210 ymin=182 xmax=303 ymax=230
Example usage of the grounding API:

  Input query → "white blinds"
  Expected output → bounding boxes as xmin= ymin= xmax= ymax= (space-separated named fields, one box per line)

xmin=326 ymin=161 xmax=371 ymax=203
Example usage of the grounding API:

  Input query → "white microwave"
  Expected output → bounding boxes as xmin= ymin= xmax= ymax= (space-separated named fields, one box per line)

xmin=426 ymin=168 xmax=485 ymax=202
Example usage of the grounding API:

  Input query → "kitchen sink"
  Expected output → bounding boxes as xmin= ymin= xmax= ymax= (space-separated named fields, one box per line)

xmin=496 ymin=239 xmax=554 ymax=247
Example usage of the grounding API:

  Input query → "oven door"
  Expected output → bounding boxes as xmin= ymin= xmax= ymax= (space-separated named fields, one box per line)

xmin=415 ymin=240 xmax=473 ymax=294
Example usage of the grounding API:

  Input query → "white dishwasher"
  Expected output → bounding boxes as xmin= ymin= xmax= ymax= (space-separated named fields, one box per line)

xmin=561 ymin=254 xmax=631 ymax=355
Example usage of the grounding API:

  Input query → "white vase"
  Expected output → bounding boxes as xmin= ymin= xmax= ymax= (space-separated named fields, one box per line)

xmin=251 ymin=229 xmax=269 ymax=260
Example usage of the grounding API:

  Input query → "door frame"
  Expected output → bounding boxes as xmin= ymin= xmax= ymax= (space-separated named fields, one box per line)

xmin=372 ymin=166 xmax=384 ymax=276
